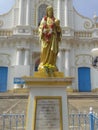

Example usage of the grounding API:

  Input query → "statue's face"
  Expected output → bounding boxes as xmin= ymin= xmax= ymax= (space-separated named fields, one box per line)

xmin=47 ymin=9 xmax=53 ymax=18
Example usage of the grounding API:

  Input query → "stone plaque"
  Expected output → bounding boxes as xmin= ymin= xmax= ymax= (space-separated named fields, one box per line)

xmin=34 ymin=97 xmax=62 ymax=130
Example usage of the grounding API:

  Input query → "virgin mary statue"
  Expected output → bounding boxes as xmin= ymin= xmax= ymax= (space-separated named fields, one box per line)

xmin=38 ymin=5 xmax=62 ymax=72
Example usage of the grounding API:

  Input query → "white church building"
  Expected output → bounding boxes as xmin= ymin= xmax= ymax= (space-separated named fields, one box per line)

xmin=0 ymin=0 xmax=98 ymax=92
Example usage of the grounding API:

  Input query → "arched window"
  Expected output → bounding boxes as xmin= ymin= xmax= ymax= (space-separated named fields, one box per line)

xmin=38 ymin=4 xmax=47 ymax=26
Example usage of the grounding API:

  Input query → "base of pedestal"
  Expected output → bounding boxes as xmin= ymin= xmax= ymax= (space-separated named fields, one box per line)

xmin=33 ymin=71 xmax=64 ymax=78
xmin=24 ymin=75 xmax=74 ymax=130
xmin=26 ymin=87 xmax=69 ymax=130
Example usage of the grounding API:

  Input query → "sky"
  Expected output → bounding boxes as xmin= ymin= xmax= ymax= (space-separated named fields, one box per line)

xmin=73 ymin=0 xmax=98 ymax=18
xmin=0 ymin=0 xmax=98 ymax=19
xmin=0 ymin=0 xmax=15 ymax=14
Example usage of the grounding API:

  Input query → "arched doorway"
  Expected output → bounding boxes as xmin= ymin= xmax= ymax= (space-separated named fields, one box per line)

xmin=0 ymin=67 xmax=8 ymax=92
xmin=78 ymin=67 xmax=91 ymax=92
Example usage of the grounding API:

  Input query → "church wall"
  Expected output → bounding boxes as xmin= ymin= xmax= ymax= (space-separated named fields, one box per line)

xmin=0 ymin=46 xmax=16 ymax=91
xmin=7 ymin=66 xmax=15 ymax=90
xmin=0 ymin=39 xmax=36 ymax=90
xmin=30 ymin=0 xmax=54 ymax=27
xmin=91 ymin=68 xmax=98 ymax=90
xmin=67 ymin=0 xmax=74 ymax=28
xmin=70 ymin=40 xmax=98 ymax=92
xmin=60 ymin=1 xmax=65 ymax=26
xmin=73 ymin=8 xmax=93 ymax=30
xmin=22 ymin=0 xmax=27 ymax=25
xmin=0 ymin=0 xmax=98 ymax=92
xmin=13 ymin=8 xmax=19 ymax=27
xmin=0 ymin=11 xmax=13 ymax=29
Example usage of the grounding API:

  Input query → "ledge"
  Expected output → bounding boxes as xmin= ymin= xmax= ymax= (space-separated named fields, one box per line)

xmin=22 ymin=76 xmax=74 ymax=87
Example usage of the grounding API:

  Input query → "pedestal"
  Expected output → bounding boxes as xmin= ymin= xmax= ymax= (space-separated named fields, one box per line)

xmin=23 ymin=77 xmax=73 ymax=130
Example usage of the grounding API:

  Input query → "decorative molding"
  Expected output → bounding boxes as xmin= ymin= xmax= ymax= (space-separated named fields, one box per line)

xmin=0 ymin=53 xmax=11 ymax=66
xmin=84 ymin=20 xmax=93 ymax=29
xmin=74 ymin=31 xmax=92 ymax=38
xmin=0 ymin=30 xmax=13 ymax=36
xmin=13 ymin=26 xmax=32 ymax=35
xmin=62 ymin=27 xmax=74 ymax=37
xmin=0 ymin=20 xmax=3 ymax=27
xmin=75 ymin=54 xmax=92 ymax=66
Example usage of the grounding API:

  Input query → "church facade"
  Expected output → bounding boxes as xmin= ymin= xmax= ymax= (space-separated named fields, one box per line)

xmin=0 ymin=0 xmax=98 ymax=92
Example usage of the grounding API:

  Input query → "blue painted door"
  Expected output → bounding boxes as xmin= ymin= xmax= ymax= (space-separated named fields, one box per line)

xmin=0 ymin=67 xmax=8 ymax=92
xmin=78 ymin=67 xmax=91 ymax=92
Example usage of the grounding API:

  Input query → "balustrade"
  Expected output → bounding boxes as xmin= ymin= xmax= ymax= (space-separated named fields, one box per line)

xmin=0 ymin=113 xmax=25 ymax=130
xmin=1 ymin=108 xmax=98 ymax=130
xmin=0 ymin=30 xmax=13 ymax=36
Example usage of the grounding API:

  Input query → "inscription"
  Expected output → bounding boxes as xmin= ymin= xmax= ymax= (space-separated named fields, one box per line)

xmin=35 ymin=99 xmax=61 ymax=130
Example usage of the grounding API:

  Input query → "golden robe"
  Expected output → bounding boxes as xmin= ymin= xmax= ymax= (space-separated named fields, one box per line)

xmin=38 ymin=16 xmax=61 ymax=71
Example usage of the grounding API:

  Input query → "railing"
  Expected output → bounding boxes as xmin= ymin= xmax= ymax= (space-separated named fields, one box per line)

xmin=74 ymin=31 xmax=92 ymax=38
xmin=69 ymin=112 xmax=89 ymax=130
xmin=0 ymin=109 xmax=98 ymax=130
xmin=89 ymin=107 xmax=98 ymax=130
xmin=0 ymin=113 xmax=25 ymax=130
xmin=0 ymin=28 xmax=93 ymax=38
xmin=0 ymin=30 xmax=13 ymax=36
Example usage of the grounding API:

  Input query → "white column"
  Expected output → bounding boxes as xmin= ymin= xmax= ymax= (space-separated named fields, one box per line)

xmin=57 ymin=0 xmax=60 ymax=19
xmin=24 ymin=49 xmax=30 ymax=65
xmin=16 ymin=48 xmax=22 ymax=65
xmin=18 ymin=0 xmax=23 ymax=25
xmin=64 ymin=0 xmax=68 ymax=26
xmin=26 ymin=0 xmax=30 ymax=25
xmin=64 ymin=50 xmax=70 ymax=76
xmin=57 ymin=50 xmax=64 ymax=72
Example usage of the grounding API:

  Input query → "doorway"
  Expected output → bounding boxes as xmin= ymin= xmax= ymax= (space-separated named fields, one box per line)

xmin=78 ymin=67 xmax=91 ymax=92
xmin=0 ymin=67 xmax=8 ymax=92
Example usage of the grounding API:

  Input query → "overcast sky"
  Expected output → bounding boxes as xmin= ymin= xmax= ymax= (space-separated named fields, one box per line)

xmin=0 ymin=0 xmax=98 ymax=19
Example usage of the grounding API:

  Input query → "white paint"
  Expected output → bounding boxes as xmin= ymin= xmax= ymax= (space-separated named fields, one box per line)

xmin=91 ymin=48 xmax=98 ymax=56
xmin=0 ymin=0 xmax=97 ymax=92
xmin=26 ymin=86 xmax=69 ymax=130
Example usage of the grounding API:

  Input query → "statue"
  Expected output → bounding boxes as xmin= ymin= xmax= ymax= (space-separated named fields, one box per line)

xmin=38 ymin=5 xmax=62 ymax=74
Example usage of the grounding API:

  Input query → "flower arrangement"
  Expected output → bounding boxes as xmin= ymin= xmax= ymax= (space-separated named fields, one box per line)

xmin=42 ymin=16 xmax=55 ymax=43
xmin=44 ymin=63 xmax=55 ymax=76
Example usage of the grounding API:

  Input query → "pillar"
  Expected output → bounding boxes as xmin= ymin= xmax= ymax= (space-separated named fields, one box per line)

xmin=64 ymin=0 xmax=68 ymax=26
xmin=15 ymin=47 xmax=23 ymax=89
xmin=18 ymin=0 xmax=23 ymax=25
xmin=57 ymin=0 xmax=60 ymax=19
xmin=64 ymin=49 xmax=73 ymax=92
xmin=57 ymin=49 xmax=65 ymax=72
xmin=16 ymin=48 xmax=22 ymax=65
xmin=64 ymin=50 xmax=70 ymax=77
xmin=26 ymin=0 xmax=30 ymax=25
xmin=24 ymin=49 xmax=30 ymax=65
